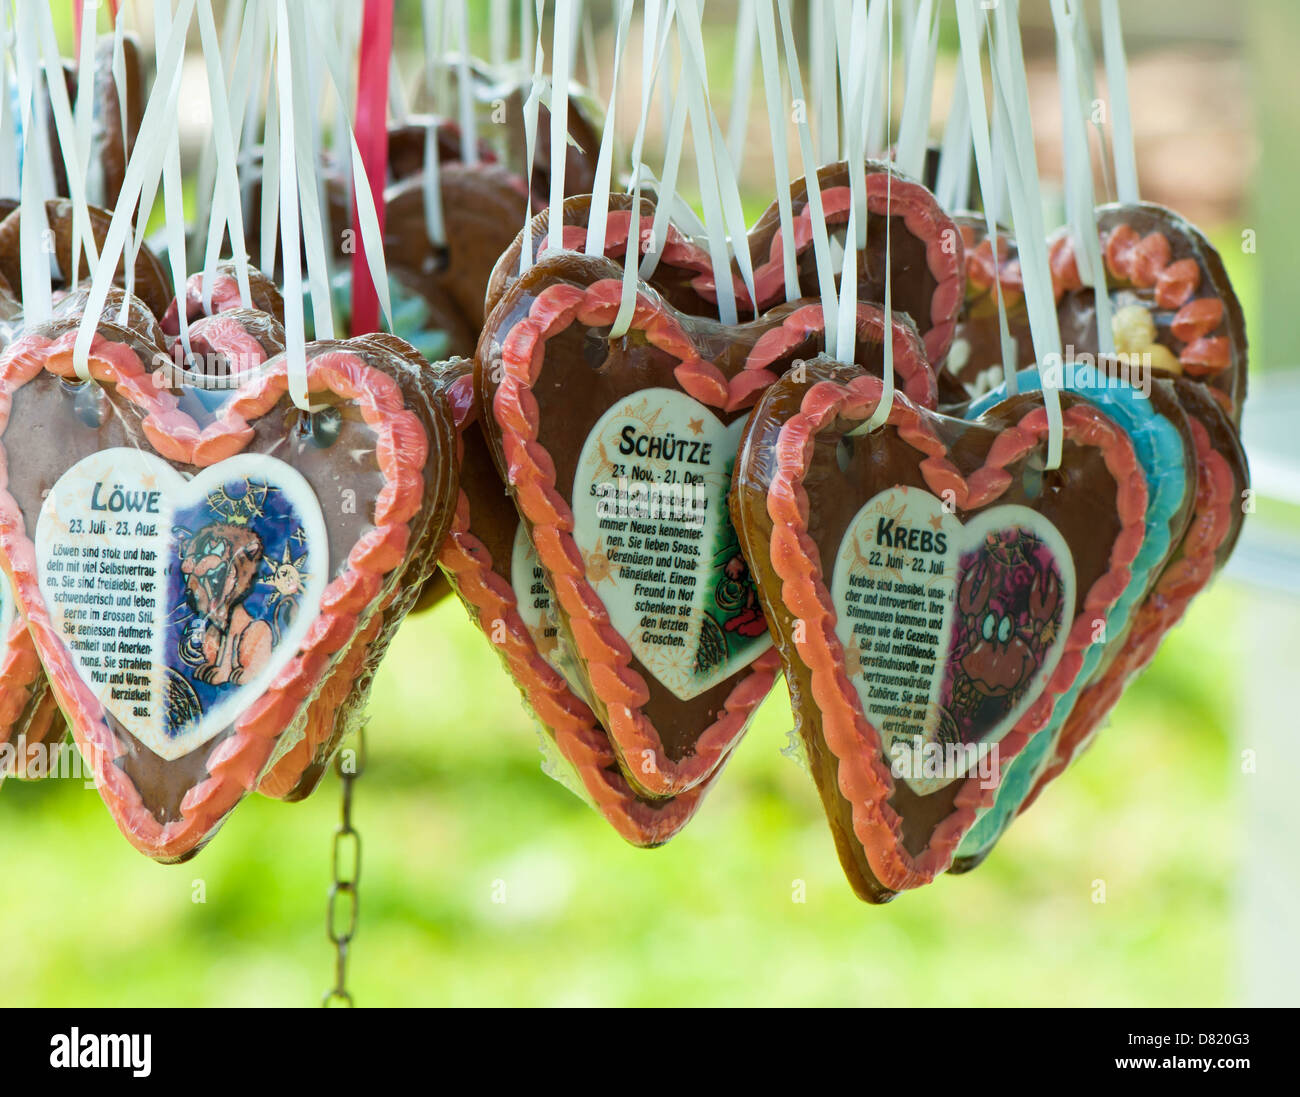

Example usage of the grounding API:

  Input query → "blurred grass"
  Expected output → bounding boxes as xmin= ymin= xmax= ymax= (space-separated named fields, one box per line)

xmin=0 ymin=577 xmax=1241 ymax=1007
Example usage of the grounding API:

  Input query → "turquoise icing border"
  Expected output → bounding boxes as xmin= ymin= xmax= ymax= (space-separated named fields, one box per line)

xmin=954 ymin=366 xmax=1189 ymax=862
xmin=303 ymin=270 xmax=451 ymax=363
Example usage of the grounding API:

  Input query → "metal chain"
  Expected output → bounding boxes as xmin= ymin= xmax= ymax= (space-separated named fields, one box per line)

xmin=322 ymin=724 xmax=366 ymax=1007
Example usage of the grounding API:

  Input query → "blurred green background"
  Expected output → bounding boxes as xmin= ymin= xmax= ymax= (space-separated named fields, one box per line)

xmin=1 ymin=1 xmax=1294 ymax=1008
xmin=0 ymin=582 xmax=1245 ymax=1007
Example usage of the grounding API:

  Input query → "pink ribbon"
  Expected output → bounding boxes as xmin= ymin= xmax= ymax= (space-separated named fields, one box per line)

xmin=350 ymin=0 xmax=394 ymax=336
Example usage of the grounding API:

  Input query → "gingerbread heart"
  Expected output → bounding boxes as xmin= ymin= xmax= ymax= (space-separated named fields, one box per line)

xmin=1052 ymin=202 xmax=1248 ymax=422
xmin=949 ymin=364 xmax=1199 ymax=870
xmin=131 ymin=299 xmax=452 ymax=803
xmin=0 ymin=308 xmax=449 ymax=860
xmin=258 ymin=332 xmax=457 ymax=801
xmin=731 ymin=356 xmax=1148 ymax=900
xmin=1022 ymin=378 xmax=1248 ymax=808
xmin=740 ymin=160 xmax=964 ymax=366
xmin=0 ymin=199 xmax=172 ymax=320
xmin=430 ymin=358 xmax=721 ymax=844
xmin=477 ymin=250 xmax=937 ymax=796
xmin=937 ymin=215 xmax=1035 ymax=405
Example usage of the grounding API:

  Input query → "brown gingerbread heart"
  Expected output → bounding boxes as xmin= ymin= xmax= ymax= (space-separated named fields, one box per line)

xmin=731 ymin=356 xmax=1148 ymax=900
xmin=477 ymin=250 xmax=937 ymax=797
xmin=0 ymin=307 xmax=452 ymax=860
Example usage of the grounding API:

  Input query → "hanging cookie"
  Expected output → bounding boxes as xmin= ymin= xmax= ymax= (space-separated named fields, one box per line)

xmin=1052 ymin=203 xmax=1248 ymax=422
xmin=731 ymin=355 xmax=1148 ymax=900
xmin=428 ymin=358 xmax=723 ymax=844
xmin=0 ymin=301 xmax=454 ymax=860
xmin=948 ymin=364 xmax=1200 ymax=870
xmin=477 ymin=250 xmax=938 ymax=796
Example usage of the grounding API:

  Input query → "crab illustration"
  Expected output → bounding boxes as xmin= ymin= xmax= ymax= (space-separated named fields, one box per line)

xmin=942 ymin=529 xmax=1064 ymax=742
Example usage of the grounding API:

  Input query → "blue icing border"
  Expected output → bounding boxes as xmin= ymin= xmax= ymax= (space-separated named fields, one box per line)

xmin=954 ymin=366 xmax=1189 ymax=862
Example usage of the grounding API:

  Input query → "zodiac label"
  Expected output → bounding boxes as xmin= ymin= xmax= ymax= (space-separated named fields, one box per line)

xmin=36 ymin=448 xmax=328 ymax=760
xmin=570 ymin=389 xmax=771 ymax=701
xmin=831 ymin=486 xmax=1074 ymax=794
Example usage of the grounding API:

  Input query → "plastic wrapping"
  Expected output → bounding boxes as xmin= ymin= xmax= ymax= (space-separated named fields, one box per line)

xmin=1025 ymin=378 xmax=1249 ymax=805
xmin=0 ymin=286 xmax=457 ymax=860
xmin=936 ymin=214 xmax=1035 ymax=405
xmin=432 ymin=357 xmax=719 ymax=846
xmin=950 ymin=365 xmax=1199 ymax=870
xmin=730 ymin=354 xmax=1148 ymax=901
xmin=1051 ymin=201 xmax=1249 ymax=423
xmin=475 ymin=247 xmax=941 ymax=799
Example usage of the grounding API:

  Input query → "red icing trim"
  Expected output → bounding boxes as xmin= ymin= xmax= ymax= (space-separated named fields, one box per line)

xmin=1023 ymin=413 xmax=1236 ymax=806
xmin=438 ymin=393 xmax=714 ymax=844
xmin=764 ymin=375 xmax=1147 ymax=891
xmin=491 ymin=277 xmax=786 ymax=796
xmin=160 ymin=272 xmax=246 ymax=335
xmin=0 ymin=329 xmax=428 ymax=860
xmin=738 ymin=179 xmax=964 ymax=366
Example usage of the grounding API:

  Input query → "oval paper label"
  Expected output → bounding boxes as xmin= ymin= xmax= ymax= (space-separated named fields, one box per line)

xmin=831 ymin=485 xmax=1074 ymax=793
xmin=36 ymin=448 xmax=328 ymax=761
xmin=570 ymin=388 xmax=771 ymax=701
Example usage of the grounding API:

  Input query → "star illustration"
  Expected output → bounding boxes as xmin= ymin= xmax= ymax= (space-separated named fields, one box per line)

xmin=582 ymin=538 xmax=617 ymax=585
xmin=687 ymin=417 xmax=705 ymax=436
xmin=928 ymin=511 xmax=946 ymax=532
xmin=844 ymin=640 xmax=867 ymax=679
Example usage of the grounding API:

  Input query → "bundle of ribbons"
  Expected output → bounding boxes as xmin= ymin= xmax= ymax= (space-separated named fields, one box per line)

xmin=0 ymin=0 xmax=1248 ymax=903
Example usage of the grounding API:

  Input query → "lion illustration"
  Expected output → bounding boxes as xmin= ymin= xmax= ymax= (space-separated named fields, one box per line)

xmin=179 ymin=521 xmax=273 ymax=686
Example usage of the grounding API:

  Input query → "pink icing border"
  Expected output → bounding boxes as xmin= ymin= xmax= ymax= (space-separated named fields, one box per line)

xmin=762 ymin=373 xmax=1148 ymax=891
xmin=0 ymin=328 xmax=428 ymax=860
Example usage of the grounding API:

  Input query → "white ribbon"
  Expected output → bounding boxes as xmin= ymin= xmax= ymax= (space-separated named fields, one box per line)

xmin=518 ymin=0 xmax=546 ymax=276
xmin=584 ymin=0 xmax=634 ymax=259
xmin=1100 ymin=0 xmax=1138 ymax=204
xmin=453 ymin=0 xmax=478 ymax=167
xmin=1051 ymin=0 xmax=1112 ymax=355
xmin=37 ymin=1 xmax=100 ymax=292
xmin=16 ymin=0 xmax=53 ymax=325
xmin=857 ymin=0 xmax=897 ymax=436
xmin=545 ymin=0 xmax=576 ymax=255
xmin=73 ymin=0 xmax=197 ymax=378
xmin=198 ymin=0 xmax=257 ymax=313
xmin=987 ymin=0 xmax=1064 ymax=468
xmin=0 ymin=4 xmax=17 ymax=200
xmin=726 ymin=0 xmax=757 ymax=170
xmin=421 ymin=0 xmax=447 ymax=251
xmin=755 ymin=0 xmax=797 ymax=302
xmin=776 ymin=0 xmax=838 ymax=346
xmin=894 ymin=0 xmax=939 ymax=181
xmin=610 ymin=0 xmax=676 ymax=338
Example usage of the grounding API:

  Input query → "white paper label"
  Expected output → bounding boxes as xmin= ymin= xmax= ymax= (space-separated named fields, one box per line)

xmin=570 ymin=388 xmax=771 ymax=701
xmin=831 ymin=486 xmax=1074 ymax=793
xmin=36 ymin=448 xmax=328 ymax=761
